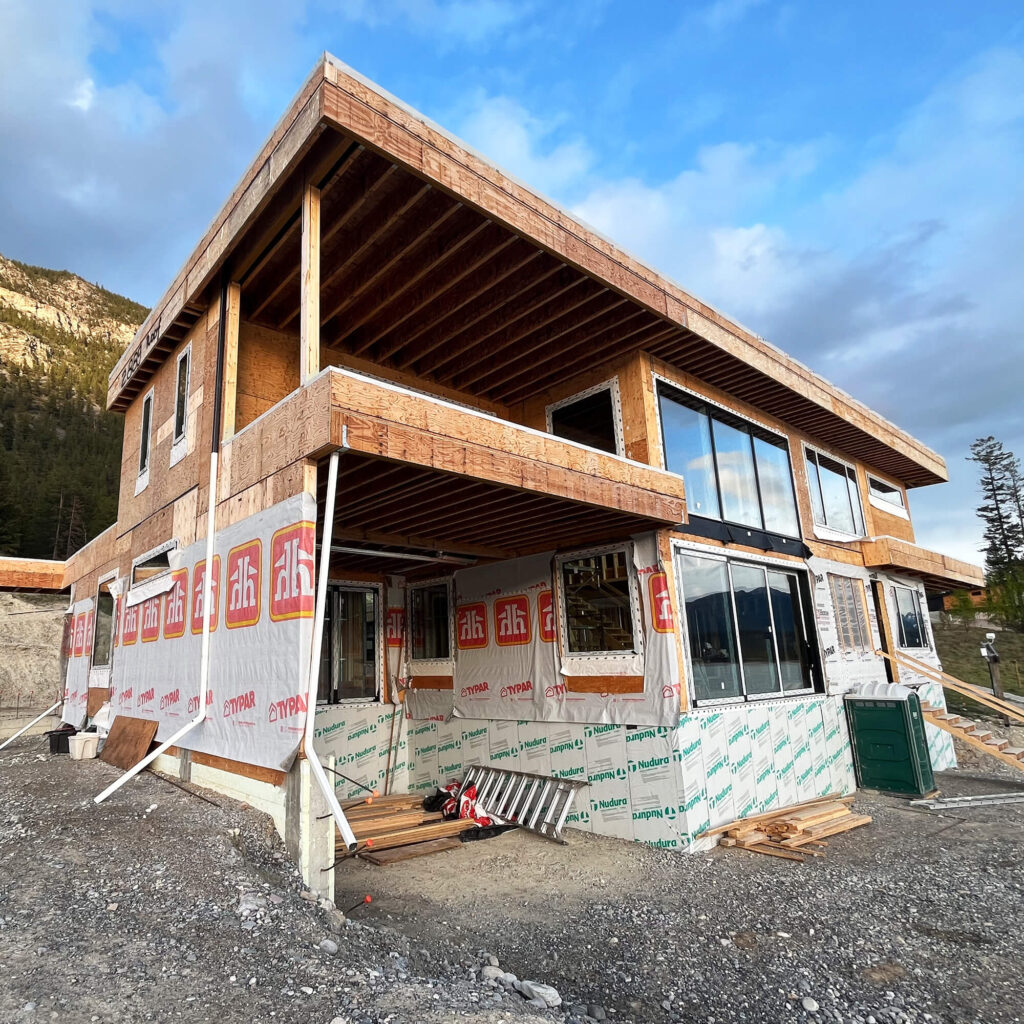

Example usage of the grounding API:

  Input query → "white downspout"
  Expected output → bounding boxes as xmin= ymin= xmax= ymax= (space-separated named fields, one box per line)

xmin=302 ymin=450 xmax=358 ymax=851
xmin=94 ymin=453 xmax=218 ymax=804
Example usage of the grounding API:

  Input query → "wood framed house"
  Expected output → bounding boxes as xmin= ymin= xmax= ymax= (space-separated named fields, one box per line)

xmin=5 ymin=55 xmax=983 ymax=893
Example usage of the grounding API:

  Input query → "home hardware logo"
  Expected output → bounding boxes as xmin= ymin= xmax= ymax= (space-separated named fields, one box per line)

xmin=460 ymin=682 xmax=490 ymax=698
xmin=269 ymin=695 xmax=307 ymax=722
xmin=160 ymin=689 xmax=181 ymax=710
xmin=223 ymin=690 xmax=256 ymax=717
xmin=625 ymin=728 xmax=658 ymax=744
xmin=550 ymin=738 xmax=583 ymax=755
xmin=630 ymin=755 xmax=671 ymax=772
xmin=138 ymin=687 xmax=155 ymax=706
xmin=499 ymin=681 xmax=533 ymax=699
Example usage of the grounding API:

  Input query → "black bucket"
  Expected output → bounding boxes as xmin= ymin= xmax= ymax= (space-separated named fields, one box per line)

xmin=45 ymin=726 xmax=77 ymax=754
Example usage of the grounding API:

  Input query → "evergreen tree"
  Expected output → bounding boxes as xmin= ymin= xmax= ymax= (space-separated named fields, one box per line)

xmin=968 ymin=437 xmax=1023 ymax=577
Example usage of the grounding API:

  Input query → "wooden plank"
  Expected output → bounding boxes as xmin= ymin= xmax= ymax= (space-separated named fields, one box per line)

xmin=351 ymin=811 xmax=444 ymax=838
xmin=699 ymin=794 xmax=852 ymax=838
xmin=300 ymin=183 xmax=321 ymax=383
xmin=189 ymin=750 xmax=288 ymax=786
xmin=778 ymin=814 xmax=872 ymax=847
xmin=87 ymin=688 xmax=110 ymax=718
xmin=565 ymin=676 xmax=645 ymax=694
xmin=356 ymin=818 xmax=477 ymax=851
xmin=360 ymin=837 xmax=461 ymax=866
xmin=221 ymin=282 xmax=241 ymax=441
xmin=0 ymin=556 xmax=68 ymax=591
xmin=100 ymin=716 xmax=159 ymax=771
xmin=738 ymin=844 xmax=806 ymax=862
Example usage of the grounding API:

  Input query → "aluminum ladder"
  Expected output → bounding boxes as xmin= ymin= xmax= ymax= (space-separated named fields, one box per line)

xmin=460 ymin=763 xmax=587 ymax=844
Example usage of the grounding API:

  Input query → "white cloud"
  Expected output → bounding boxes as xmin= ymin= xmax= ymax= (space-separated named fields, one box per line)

xmin=67 ymin=78 xmax=95 ymax=112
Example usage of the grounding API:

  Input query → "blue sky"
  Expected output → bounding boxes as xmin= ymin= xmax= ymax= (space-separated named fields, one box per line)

xmin=2 ymin=0 xmax=1023 ymax=566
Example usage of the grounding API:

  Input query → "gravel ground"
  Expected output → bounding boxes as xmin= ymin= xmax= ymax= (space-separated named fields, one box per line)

xmin=2 ymin=736 xmax=1023 ymax=1024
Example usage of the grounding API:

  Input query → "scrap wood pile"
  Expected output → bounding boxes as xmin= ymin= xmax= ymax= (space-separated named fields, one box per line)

xmin=706 ymin=794 xmax=871 ymax=863
xmin=336 ymin=794 xmax=479 ymax=866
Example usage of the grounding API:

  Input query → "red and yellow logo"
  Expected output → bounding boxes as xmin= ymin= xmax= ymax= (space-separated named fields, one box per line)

xmin=122 ymin=602 xmax=139 ymax=646
xmin=494 ymin=595 xmax=531 ymax=646
xmin=386 ymin=607 xmax=405 ymax=648
xmin=269 ymin=522 xmax=315 ymax=621
xmin=537 ymin=590 xmax=556 ymax=643
xmin=456 ymin=603 xmax=488 ymax=650
xmin=648 ymin=571 xmax=675 ymax=633
xmin=164 ymin=568 xmax=188 ymax=639
xmin=226 ymin=540 xmax=262 ymax=629
xmin=191 ymin=555 xmax=221 ymax=634
xmin=141 ymin=595 xmax=162 ymax=643
xmin=84 ymin=610 xmax=94 ymax=657
xmin=73 ymin=613 xmax=86 ymax=657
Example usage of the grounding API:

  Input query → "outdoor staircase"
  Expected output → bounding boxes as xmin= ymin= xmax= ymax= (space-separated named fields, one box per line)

xmin=878 ymin=648 xmax=1024 ymax=775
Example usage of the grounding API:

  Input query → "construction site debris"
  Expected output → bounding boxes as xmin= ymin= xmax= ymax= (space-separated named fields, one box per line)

xmin=711 ymin=796 xmax=871 ymax=863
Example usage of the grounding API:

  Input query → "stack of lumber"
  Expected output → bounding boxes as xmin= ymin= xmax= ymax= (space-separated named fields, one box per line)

xmin=707 ymin=795 xmax=871 ymax=863
xmin=335 ymin=794 xmax=478 ymax=866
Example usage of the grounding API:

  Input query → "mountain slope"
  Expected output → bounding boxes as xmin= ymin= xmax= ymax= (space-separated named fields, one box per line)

xmin=0 ymin=253 xmax=147 ymax=559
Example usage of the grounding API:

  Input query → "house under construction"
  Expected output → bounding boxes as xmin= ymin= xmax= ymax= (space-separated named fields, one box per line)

xmin=0 ymin=55 xmax=987 ymax=893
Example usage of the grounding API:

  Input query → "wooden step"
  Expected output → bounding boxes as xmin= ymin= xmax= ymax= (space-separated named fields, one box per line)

xmin=923 ymin=710 xmax=1024 ymax=773
xmin=984 ymin=737 xmax=1009 ymax=751
xmin=1003 ymin=747 xmax=1024 ymax=760
xmin=971 ymin=728 xmax=993 ymax=742
xmin=935 ymin=713 xmax=961 ymax=724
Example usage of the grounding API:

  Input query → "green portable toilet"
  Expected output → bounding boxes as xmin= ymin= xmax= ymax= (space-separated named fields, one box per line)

xmin=844 ymin=683 xmax=935 ymax=796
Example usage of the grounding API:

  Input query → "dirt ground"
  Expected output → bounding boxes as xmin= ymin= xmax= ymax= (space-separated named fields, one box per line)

xmin=2 ymin=738 xmax=1022 ymax=1024
xmin=0 ymin=592 xmax=65 ymax=713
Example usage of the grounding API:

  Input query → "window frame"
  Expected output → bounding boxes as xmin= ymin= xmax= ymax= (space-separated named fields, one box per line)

xmin=130 ymin=539 xmax=177 ymax=589
xmin=318 ymin=580 xmax=384 ymax=705
xmin=893 ymin=584 xmax=929 ymax=650
xmin=673 ymin=541 xmax=821 ymax=706
xmin=407 ymin=577 xmax=454 ymax=668
xmin=170 ymin=343 xmax=191 ymax=467
xmin=89 ymin=570 xmax=119 ymax=672
xmin=803 ymin=443 xmax=866 ymax=539
xmin=827 ymin=573 xmax=873 ymax=654
xmin=135 ymin=387 xmax=155 ymax=495
xmin=867 ymin=473 xmax=909 ymax=520
xmin=556 ymin=543 xmax=644 ymax=660
xmin=545 ymin=378 xmax=625 ymax=457
xmin=654 ymin=376 xmax=801 ymax=539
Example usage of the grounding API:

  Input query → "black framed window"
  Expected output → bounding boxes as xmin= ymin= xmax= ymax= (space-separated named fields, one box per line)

xmin=658 ymin=384 xmax=800 ymax=537
xmin=560 ymin=548 xmax=637 ymax=654
xmin=893 ymin=585 xmax=928 ymax=649
xmin=319 ymin=585 xmax=379 ymax=703
xmin=410 ymin=582 xmax=451 ymax=660
xmin=805 ymin=448 xmax=865 ymax=536
xmin=676 ymin=550 xmax=818 ymax=703
xmin=549 ymin=385 xmax=619 ymax=454
xmin=138 ymin=392 xmax=153 ymax=476
xmin=173 ymin=347 xmax=190 ymax=444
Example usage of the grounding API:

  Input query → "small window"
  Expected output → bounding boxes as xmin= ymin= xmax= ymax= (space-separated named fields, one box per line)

xmin=132 ymin=547 xmax=172 ymax=586
xmin=658 ymin=383 xmax=800 ymax=537
xmin=410 ymin=582 xmax=451 ymax=661
xmin=560 ymin=548 xmax=637 ymax=654
xmin=677 ymin=550 xmax=818 ymax=703
xmin=173 ymin=346 xmax=191 ymax=445
xmin=91 ymin=582 xmax=116 ymax=669
xmin=893 ymin=585 xmax=928 ymax=648
xmin=805 ymin=448 xmax=865 ymax=536
xmin=138 ymin=390 xmax=153 ymax=477
xmin=548 ymin=382 xmax=621 ymax=455
xmin=868 ymin=475 xmax=905 ymax=510
xmin=319 ymin=585 xmax=379 ymax=703
xmin=828 ymin=575 xmax=871 ymax=653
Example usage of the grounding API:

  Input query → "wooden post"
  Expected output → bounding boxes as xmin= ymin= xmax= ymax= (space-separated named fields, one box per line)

xmin=870 ymin=580 xmax=899 ymax=683
xmin=301 ymin=183 xmax=321 ymax=383
xmin=221 ymin=281 xmax=241 ymax=442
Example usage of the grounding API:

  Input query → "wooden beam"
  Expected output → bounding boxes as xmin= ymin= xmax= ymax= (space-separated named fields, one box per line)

xmin=0 ymin=556 xmax=68 ymax=591
xmin=300 ymin=183 xmax=321 ymax=383
xmin=221 ymin=281 xmax=241 ymax=442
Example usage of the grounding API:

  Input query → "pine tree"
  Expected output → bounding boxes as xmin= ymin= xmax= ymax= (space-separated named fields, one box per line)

xmin=968 ymin=437 xmax=1022 ymax=577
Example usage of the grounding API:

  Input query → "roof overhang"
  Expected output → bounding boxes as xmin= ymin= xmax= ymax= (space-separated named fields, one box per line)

xmin=861 ymin=537 xmax=984 ymax=590
xmin=0 ymin=557 xmax=68 ymax=593
xmin=108 ymin=54 xmax=948 ymax=488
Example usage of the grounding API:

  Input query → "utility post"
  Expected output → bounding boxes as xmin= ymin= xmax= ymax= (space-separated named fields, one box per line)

xmin=980 ymin=632 xmax=1009 ymax=726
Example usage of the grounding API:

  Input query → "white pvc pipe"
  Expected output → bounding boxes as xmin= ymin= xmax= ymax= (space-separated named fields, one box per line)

xmin=302 ymin=451 xmax=358 ymax=851
xmin=0 ymin=699 xmax=62 ymax=753
xmin=94 ymin=453 xmax=219 ymax=804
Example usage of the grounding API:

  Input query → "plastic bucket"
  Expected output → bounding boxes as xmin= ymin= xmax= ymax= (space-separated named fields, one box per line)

xmin=68 ymin=732 xmax=99 ymax=760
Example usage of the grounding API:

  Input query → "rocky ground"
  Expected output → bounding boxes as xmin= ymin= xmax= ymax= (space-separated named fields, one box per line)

xmin=1 ymin=738 xmax=1022 ymax=1024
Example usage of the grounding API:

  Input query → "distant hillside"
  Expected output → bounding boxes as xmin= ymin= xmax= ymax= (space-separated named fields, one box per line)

xmin=0 ymin=253 xmax=147 ymax=559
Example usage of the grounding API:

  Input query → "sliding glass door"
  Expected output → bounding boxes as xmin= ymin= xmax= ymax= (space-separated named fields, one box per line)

xmin=318 ymin=584 xmax=380 ymax=704
xmin=675 ymin=550 xmax=817 ymax=703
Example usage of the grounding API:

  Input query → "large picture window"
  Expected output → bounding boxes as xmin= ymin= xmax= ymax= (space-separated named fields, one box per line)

xmin=893 ymin=585 xmax=928 ymax=649
xmin=676 ymin=550 xmax=818 ymax=703
xmin=410 ymin=581 xmax=451 ymax=661
xmin=319 ymin=585 xmax=379 ymax=703
xmin=658 ymin=383 xmax=799 ymax=537
xmin=828 ymin=574 xmax=871 ymax=653
xmin=805 ymin=447 xmax=865 ymax=537
xmin=560 ymin=548 xmax=637 ymax=654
